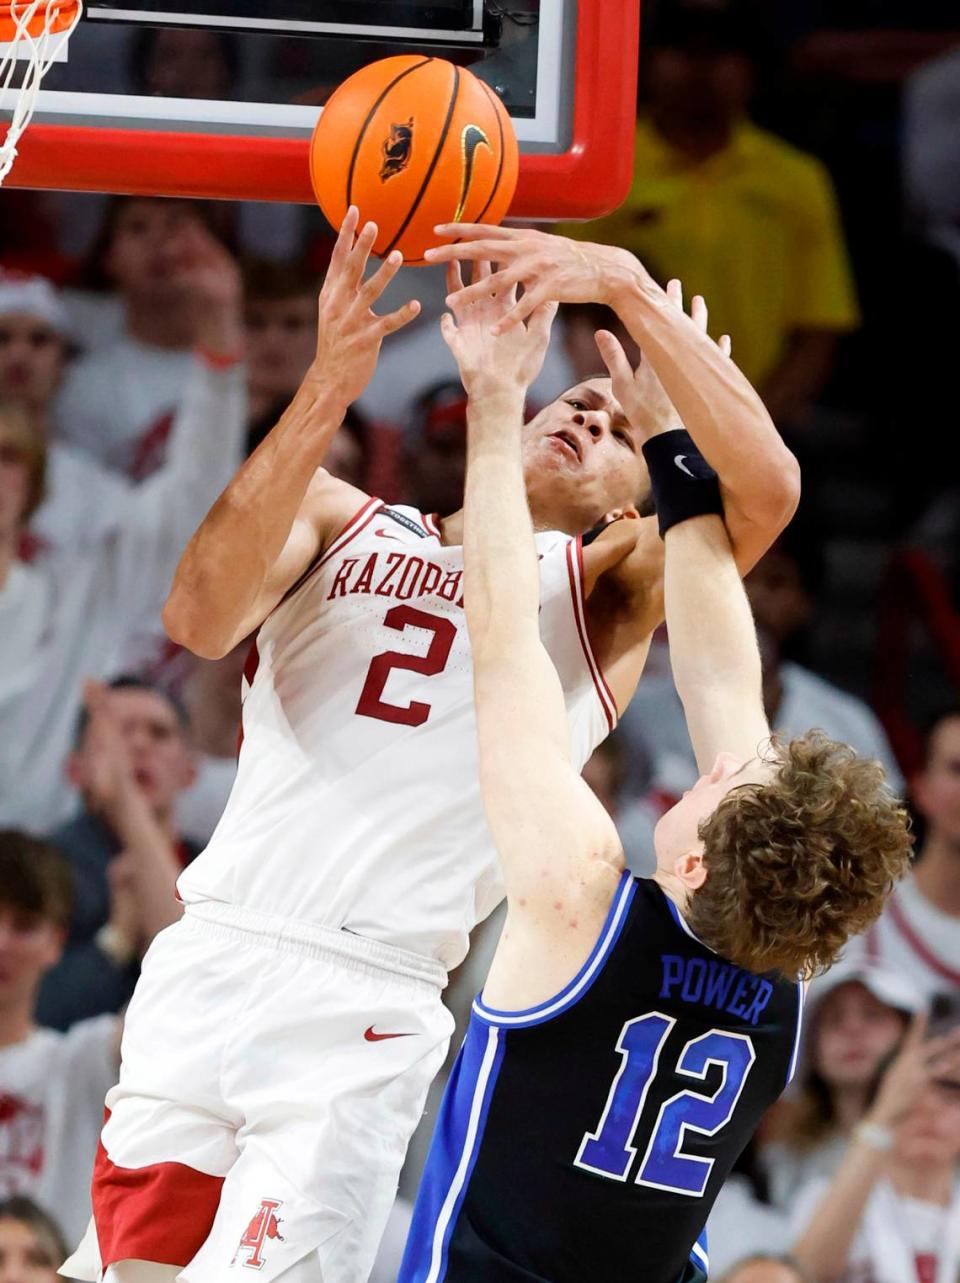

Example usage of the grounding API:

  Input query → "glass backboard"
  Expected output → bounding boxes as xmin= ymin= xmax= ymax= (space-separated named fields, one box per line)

xmin=0 ymin=0 xmax=639 ymax=219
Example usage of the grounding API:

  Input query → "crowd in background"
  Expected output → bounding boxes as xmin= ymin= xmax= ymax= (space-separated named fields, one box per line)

xmin=1 ymin=0 xmax=960 ymax=1279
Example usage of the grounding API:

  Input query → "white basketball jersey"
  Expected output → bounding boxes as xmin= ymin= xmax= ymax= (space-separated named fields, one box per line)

xmin=177 ymin=500 xmax=618 ymax=971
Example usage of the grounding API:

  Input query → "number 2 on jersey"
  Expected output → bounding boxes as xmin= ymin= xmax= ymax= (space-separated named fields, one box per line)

xmin=356 ymin=605 xmax=456 ymax=726
xmin=575 ymin=1012 xmax=756 ymax=1195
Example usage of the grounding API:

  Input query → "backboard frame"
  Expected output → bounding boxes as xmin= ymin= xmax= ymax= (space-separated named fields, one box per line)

xmin=1 ymin=0 xmax=639 ymax=220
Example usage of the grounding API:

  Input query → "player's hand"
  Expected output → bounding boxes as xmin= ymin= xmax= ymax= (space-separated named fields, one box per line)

xmin=864 ymin=1014 xmax=960 ymax=1130
xmin=308 ymin=207 xmax=421 ymax=409
xmin=424 ymin=224 xmax=644 ymax=331
xmin=596 ymin=282 xmax=732 ymax=444
xmin=439 ymin=260 xmax=556 ymax=397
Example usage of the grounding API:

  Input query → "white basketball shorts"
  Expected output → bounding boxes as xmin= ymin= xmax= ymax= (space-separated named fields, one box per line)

xmin=63 ymin=902 xmax=452 ymax=1283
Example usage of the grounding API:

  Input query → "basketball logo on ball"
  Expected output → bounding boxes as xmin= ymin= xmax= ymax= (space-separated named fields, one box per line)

xmin=310 ymin=55 xmax=519 ymax=264
xmin=379 ymin=119 xmax=414 ymax=183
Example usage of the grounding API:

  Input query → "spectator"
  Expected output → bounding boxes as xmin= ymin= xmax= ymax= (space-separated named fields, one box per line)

xmin=559 ymin=3 xmax=860 ymax=424
xmin=560 ymin=301 xmax=641 ymax=386
xmin=791 ymin=1011 xmax=960 ymax=1283
xmin=0 ymin=834 xmax=120 ymax=1246
xmin=761 ymin=964 xmax=923 ymax=1209
xmin=707 ymin=1138 xmax=791 ymax=1274
xmin=176 ymin=644 xmax=248 ymax=846
xmin=847 ymin=709 xmax=960 ymax=1002
xmin=720 ymin=1257 xmax=810 ymax=1283
xmin=243 ymin=259 xmax=320 ymax=426
xmin=403 ymin=381 xmax=469 ymax=516
xmin=0 ymin=1196 xmax=70 ymax=1282
xmin=131 ymin=24 xmax=238 ymax=101
xmin=37 ymin=680 xmax=193 ymax=1030
xmin=0 ymin=319 xmax=244 ymax=832
xmin=619 ymin=529 xmax=904 ymax=818
xmin=54 ymin=199 xmax=242 ymax=479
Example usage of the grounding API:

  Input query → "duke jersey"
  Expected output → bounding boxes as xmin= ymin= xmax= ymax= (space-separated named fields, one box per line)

xmin=176 ymin=500 xmax=617 ymax=971
xmin=401 ymin=876 xmax=804 ymax=1283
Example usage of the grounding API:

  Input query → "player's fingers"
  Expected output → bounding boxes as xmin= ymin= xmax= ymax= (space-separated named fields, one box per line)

xmin=355 ymin=250 xmax=404 ymax=311
xmin=446 ymin=260 xmax=464 ymax=302
xmin=376 ymin=297 xmax=421 ymax=337
xmin=595 ymin=329 xmax=634 ymax=384
xmin=439 ymin=311 xmax=458 ymax=348
xmin=345 ymin=220 xmax=379 ymax=290
xmin=491 ymin=285 xmax=545 ymax=333
xmin=903 ymin=1011 xmax=930 ymax=1052
xmin=426 ymin=239 xmax=518 ymax=265
xmin=719 ymin=334 xmax=733 ymax=358
xmin=472 ymin=259 xmax=493 ymax=284
xmin=666 ymin=279 xmax=684 ymax=311
xmin=446 ymin=267 xmax=519 ymax=308
xmin=434 ymin=222 xmax=519 ymax=241
xmin=329 ymin=206 xmax=360 ymax=273
xmin=526 ymin=299 xmax=559 ymax=348
xmin=691 ymin=295 xmax=708 ymax=332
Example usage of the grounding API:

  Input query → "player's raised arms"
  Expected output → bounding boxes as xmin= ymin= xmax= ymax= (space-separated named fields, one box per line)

xmin=444 ymin=264 xmax=626 ymax=1007
xmin=163 ymin=207 xmax=420 ymax=659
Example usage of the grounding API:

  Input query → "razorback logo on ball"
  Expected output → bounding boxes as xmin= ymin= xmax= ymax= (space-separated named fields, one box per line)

xmin=379 ymin=118 xmax=414 ymax=181
xmin=232 ymin=1198 xmax=285 ymax=1270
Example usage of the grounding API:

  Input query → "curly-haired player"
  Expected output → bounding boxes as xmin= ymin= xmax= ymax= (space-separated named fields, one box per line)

xmin=399 ymin=233 xmax=913 ymax=1283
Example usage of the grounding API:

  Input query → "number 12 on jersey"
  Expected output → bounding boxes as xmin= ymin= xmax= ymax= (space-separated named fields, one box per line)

xmin=575 ymin=1012 xmax=756 ymax=1195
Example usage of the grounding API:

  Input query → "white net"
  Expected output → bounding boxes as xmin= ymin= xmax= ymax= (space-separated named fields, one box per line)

xmin=0 ymin=0 xmax=82 ymax=185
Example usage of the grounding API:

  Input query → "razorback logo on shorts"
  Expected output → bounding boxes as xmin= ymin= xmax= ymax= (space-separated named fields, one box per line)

xmin=233 ymin=1198 xmax=285 ymax=1270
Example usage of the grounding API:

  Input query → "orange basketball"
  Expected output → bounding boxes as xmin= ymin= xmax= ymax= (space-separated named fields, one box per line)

xmin=309 ymin=56 xmax=519 ymax=266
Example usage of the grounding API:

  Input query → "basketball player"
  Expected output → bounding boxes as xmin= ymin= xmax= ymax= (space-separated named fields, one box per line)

xmin=66 ymin=211 xmax=798 ymax=1283
xmin=397 ymin=246 xmax=913 ymax=1282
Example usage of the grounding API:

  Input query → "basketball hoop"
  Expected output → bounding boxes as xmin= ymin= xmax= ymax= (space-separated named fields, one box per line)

xmin=0 ymin=0 xmax=82 ymax=185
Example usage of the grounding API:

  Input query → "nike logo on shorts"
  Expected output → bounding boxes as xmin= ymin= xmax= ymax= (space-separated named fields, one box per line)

xmin=364 ymin=1026 xmax=415 ymax=1042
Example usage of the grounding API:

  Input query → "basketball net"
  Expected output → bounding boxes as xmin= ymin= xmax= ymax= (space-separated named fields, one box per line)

xmin=0 ymin=0 xmax=82 ymax=185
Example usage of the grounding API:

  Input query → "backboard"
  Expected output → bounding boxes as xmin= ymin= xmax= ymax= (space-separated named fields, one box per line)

xmin=0 ymin=1 xmax=640 ymax=220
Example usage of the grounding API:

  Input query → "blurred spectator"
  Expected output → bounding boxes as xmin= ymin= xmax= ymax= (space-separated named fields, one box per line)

xmin=243 ymin=259 xmax=320 ymax=426
xmin=0 ymin=834 xmax=120 ymax=1246
xmin=37 ymin=680 xmax=193 ymax=1031
xmin=761 ymin=964 xmax=922 ymax=1209
xmin=903 ymin=47 xmax=960 ymax=265
xmin=707 ymin=1138 xmax=791 ymax=1274
xmin=0 ymin=1196 xmax=70 ymax=1282
xmin=846 ymin=709 xmax=960 ymax=1002
xmin=581 ymin=735 xmax=659 ymax=876
xmin=131 ymin=25 xmax=239 ymax=101
xmin=0 ymin=346 xmax=243 ymax=831
xmin=720 ymin=1257 xmax=810 ymax=1283
xmin=560 ymin=4 xmax=860 ymax=424
xmin=176 ymin=645 xmax=248 ymax=846
xmin=619 ymin=530 xmax=904 ymax=820
xmin=560 ymin=302 xmax=641 ymax=385
xmin=791 ymin=1011 xmax=960 ymax=1283
xmin=54 ymin=200 xmax=243 ymax=479
xmin=403 ymin=381 xmax=469 ymax=516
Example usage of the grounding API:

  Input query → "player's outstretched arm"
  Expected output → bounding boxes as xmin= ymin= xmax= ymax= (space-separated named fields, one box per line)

xmin=445 ymin=266 xmax=623 ymax=911
xmin=426 ymin=225 xmax=800 ymax=574
xmin=163 ymin=208 xmax=420 ymax=659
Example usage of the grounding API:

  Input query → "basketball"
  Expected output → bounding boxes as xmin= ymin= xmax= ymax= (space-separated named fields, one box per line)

xmin=309 ymin=55 xmax=519 ymax=265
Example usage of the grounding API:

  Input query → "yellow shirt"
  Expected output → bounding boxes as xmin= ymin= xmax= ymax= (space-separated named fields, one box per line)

xmin=559 ymin=118 xmax=861 ymax=388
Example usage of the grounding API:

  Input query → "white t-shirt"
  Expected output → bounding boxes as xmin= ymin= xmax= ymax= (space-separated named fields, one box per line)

xmin=707 ymin=1176 xmax=791 ymax=1276
xmin=31 ymin=443 xmax=134 ymax=555
xmin=619 ymin=660 xmax=905 ymax=797
xmin=0 ymin=1017 xmax=118 ymax=1247
xmin=791 ymin=1177 xmax=960 ymax=1283
xmin=1 ymin=359 xmax=247 ymax=833
xmin=55 ymin=334 xmax=198 ymax=478
xmin=843 ymin=874 xmax=960 ymax=1003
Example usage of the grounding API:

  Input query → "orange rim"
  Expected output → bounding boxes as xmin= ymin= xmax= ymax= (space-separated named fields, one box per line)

xmin=0 ymin=1 xmax=80 ymax=42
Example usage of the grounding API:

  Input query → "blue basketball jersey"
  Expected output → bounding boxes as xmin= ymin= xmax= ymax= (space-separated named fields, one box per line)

xmin=400 ymin=874 xmax=804 ymax=1283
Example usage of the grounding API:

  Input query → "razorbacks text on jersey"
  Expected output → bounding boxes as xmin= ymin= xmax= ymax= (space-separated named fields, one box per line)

xmin=400 ymin=876 xmax=804 ymax=1283
xmin=175 ymin=501 xmax=617 ymax=971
